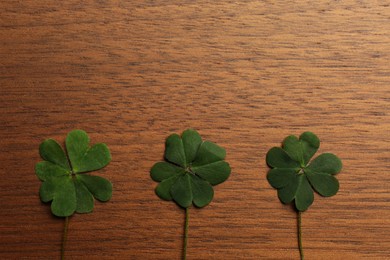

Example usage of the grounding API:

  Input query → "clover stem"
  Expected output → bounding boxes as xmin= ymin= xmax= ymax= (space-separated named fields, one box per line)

xmin=183 ymin=207 xmax=189 ymax=260
xmin=61 ymin=216 xmax=69 ymax=260
xmin=298 ymin=211 xmax=304 ymax=260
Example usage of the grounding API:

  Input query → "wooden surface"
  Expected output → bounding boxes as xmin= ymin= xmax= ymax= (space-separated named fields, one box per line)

xmin=1 ymin=1 xmax=389 ymax=259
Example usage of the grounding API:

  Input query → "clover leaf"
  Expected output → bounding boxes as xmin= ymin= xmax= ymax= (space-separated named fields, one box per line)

xmin=36 ymin=130 xmax=112 ymax=217
xmin=151 ymin=129 xmax=231 ymax=208
xmin=266 ymin=132 xmax=342 ymax=259
xmin=266 ymin=132 xmax=342 ymax=211
xmin=36 ymin=130 xmax=112 ymax=259
xmin=151 ymin=129 xmax=231 ymax=260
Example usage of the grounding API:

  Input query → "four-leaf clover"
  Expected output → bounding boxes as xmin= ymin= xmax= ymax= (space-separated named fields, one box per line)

xmin=151 ymin=129 xmax=231 ymax=208
xmin=266 ymin=132 xmax=342 ymax=211
xmin=36 ymin=130 xmax=113 ymax=217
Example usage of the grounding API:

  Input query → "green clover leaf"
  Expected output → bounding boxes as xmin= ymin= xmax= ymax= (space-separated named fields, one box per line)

xmin=266 ymin=132 xmax=342 ymax=212
xmin=36 ymin=130 xmax=112 ymax=217
xmin=151 ymin=129 xmax=231 ymax=260
xmin=151 ymin=129 xmax=231 ymax=208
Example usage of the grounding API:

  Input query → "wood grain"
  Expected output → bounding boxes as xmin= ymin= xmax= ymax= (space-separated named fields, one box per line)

xmin=0 ymin=1 xmax=389 ymax=259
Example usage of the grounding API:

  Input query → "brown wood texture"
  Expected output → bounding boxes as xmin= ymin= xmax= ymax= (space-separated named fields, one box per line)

xmin=1 ymin=1 xmax=389 ymax=259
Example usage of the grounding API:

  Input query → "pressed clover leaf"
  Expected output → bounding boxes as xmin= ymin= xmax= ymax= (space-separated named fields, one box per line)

xmin=36 ymin=130 xmax=112 ymax=217
xmin=151 ymin=129 xmax=231 ymax=260
xmin=266 ymin=132 xmax=342 ymax=211
xmin=266 ymin=132 xmax=343 ymax=260
xmin=151 ymin=129 xmax=231 ymax=208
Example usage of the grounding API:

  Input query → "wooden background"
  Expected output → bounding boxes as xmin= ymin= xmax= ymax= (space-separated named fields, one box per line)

xmin=1 ymin=1 xmax=389 ymax=259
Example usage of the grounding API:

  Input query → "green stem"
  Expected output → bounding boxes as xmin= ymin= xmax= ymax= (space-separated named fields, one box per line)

xmin=61 ymin=216 xmax=69 ymax=260
xmin=183 ymin=207 xmax=189 ymax=260
xmin=298 ymin=211 xmax=304 ymax=260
